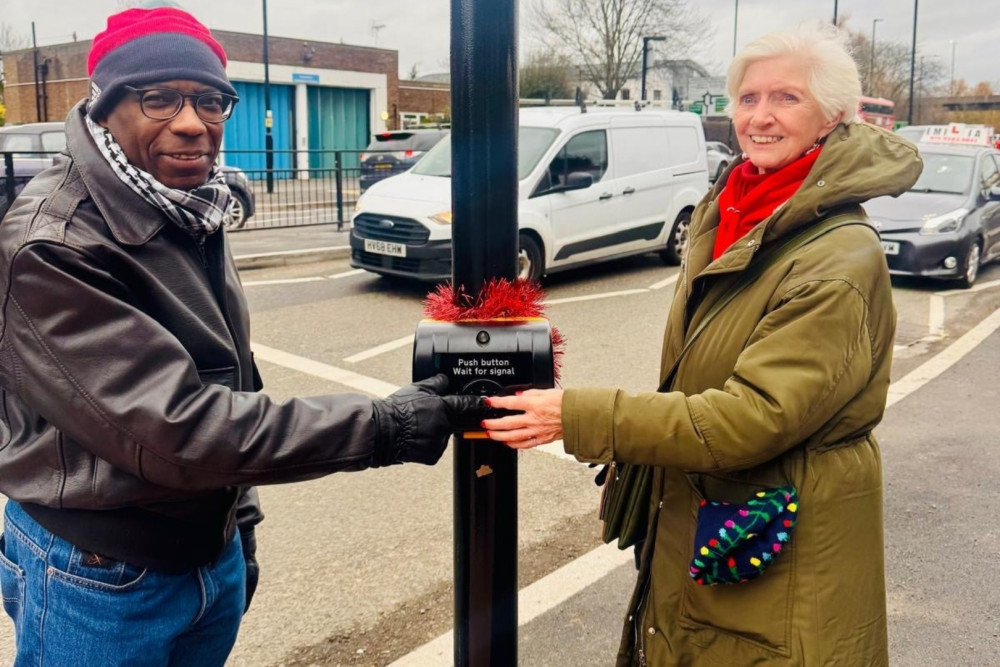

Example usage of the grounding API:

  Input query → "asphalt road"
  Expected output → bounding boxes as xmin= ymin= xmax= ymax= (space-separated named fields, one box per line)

xmin=0 ymin=251 xmax=998 ymax=666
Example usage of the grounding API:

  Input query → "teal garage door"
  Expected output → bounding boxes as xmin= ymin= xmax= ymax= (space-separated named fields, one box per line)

xmin=307 ymin=86 xmax=370 ymax=170
xmin=222 ymin=81 xmax=295 ymax=178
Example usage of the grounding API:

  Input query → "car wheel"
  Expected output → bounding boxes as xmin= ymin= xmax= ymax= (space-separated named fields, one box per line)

xmin=518 ymin=233 xmax=544 ymax=283
xmin=660 ymin=210 xmax=692 ymax=266
xmin=956 ymin=240 xmax=981 ymax=289
xmin=715 ymin=161 xmax=728 ymax=182
xmin=223 ymin=189 xmax=251 ymax=230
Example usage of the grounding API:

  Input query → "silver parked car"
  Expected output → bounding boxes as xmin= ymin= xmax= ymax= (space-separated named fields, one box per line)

xmin=705 ymin=140 xmax=736 ymax=182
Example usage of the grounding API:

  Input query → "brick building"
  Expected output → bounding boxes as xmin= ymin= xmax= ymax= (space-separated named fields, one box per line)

xmin=397 ymin=73 xmax=450 ymax=128
xmin=3 ymin=31 xmax=400 ymax=174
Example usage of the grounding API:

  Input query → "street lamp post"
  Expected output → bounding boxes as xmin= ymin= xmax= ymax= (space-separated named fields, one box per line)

xmin=907 ymin=0 xmax=918 ymax=125
xmin=640 ymin=36 xmax=665 ymax=102
xmin=262 ymin=0 xmax=274 ymax=194
xmin=949 ymin=40 xmax=956 ymax=95
xmin=869 ymin=18 xmax=882 ymax=95
xmin=732 ymin=0 xmax=739 ymax=57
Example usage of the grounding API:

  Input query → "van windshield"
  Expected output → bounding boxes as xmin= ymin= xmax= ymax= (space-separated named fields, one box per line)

xmin=412 ymin=127 xmax=560 ymax=180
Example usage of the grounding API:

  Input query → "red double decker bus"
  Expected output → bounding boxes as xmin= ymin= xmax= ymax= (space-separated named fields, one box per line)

xmin=858 ymin=96 xmax=895 ymax=129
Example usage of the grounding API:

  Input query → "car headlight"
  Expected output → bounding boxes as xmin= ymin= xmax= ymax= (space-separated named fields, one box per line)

xmin=429 ymin=210 xmax=453 ymax=225
xmin=354 ymin=195 xmax=365 ymax=214
xmin=920 ymin=208 xmax=969 ymax=235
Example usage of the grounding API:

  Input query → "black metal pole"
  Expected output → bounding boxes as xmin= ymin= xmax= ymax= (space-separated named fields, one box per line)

xmin=262 ymin=0 xmax=274 ymax=194
xmin=32 ymin=23 xmax=41 ymax=123
xmin=641 ymin=37 xmax=649 ymax=102
xmin=907 ymin=0 xmax=918 ymax=125
xmin=833 ymin=0 xmax=839 ymax=25
xmin=334 ymin=150 xmax=344 ymax=231
xmin=451 ymin=0 xmax=519 ymax=663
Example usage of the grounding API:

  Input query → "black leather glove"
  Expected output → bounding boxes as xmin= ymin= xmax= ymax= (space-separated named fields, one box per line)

xmin=371 ymin=374 xmax=487 ymax=466
xmin=239 ymin=527 xmax=259 ymax=613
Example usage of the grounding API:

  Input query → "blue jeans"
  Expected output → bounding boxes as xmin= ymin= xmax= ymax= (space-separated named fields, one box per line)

xmin=0 ymin=501 xmax=246 ymax=667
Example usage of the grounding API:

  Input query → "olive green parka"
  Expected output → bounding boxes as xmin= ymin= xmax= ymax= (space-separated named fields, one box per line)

xmin=562 ymin=122 xmax=922 ymax=666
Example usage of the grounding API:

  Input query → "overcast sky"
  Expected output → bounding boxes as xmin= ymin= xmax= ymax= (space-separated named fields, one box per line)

xmin=4 ymin=0 xmax=997 ymax=88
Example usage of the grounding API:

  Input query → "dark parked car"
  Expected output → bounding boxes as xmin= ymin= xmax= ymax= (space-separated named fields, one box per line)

xmin=359 ymin=129 xmax=448 ymax=192
xmin=0 ymin=122 xmax=255 ymax=228
xmin=865 ymin=134 xmax=1000 ymax=288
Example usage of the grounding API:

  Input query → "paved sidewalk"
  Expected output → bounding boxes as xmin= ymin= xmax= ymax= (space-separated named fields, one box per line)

xmin=227 ymin=223 xmax=353 ymax=269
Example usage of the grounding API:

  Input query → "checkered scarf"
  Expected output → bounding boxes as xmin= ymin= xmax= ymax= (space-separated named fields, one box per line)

xmin=85 ymin=115 xmax=231 ymax=239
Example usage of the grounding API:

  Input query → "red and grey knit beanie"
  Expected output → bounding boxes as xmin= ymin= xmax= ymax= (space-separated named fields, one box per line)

xmin=87 ymin=7 xmax=237 ymax=120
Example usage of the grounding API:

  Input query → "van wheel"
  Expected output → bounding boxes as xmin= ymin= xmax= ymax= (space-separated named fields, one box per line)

xmin=518 ymin=234 xmax=544 ymax=282
xmin=660 ymin=210 xmax=692 ymax=266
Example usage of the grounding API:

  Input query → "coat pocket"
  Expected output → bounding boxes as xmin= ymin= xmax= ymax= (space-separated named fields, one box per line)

xmin=678 ymin=476 xmax=794 ymax=656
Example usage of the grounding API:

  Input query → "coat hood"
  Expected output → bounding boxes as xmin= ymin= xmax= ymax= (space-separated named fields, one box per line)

xmin=761 ymin=121 xmax=923 ymax=241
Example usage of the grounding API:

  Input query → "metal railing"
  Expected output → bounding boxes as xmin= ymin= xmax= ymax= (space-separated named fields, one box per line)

xmin=1 ymin=149 xmax=411 ymax=229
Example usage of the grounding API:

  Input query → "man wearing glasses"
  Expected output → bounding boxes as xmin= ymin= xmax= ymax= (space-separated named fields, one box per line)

xmin=0 ymin=7 xmax=481 ymax=665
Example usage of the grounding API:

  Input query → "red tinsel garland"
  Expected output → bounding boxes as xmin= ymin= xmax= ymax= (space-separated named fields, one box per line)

xmin=423 ymin=278 xmax=566 ymax=383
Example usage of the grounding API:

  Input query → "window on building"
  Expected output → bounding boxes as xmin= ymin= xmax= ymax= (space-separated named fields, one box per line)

xmin=621 ymin=88 xmax=631 ymax=100
xmin=653 ymin=90 xmax=663 ymax=101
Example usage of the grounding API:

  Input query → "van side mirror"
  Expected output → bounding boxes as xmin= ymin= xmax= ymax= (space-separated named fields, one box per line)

xmin=990 ymin=185 xmax=1000 ymax=201
xmin=561 ymin=172 xmax=594 ymax=192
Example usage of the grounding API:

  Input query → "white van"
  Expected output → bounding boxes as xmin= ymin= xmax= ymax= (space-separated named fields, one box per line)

xmin=349 ymin=107 xmax=710 ymax=281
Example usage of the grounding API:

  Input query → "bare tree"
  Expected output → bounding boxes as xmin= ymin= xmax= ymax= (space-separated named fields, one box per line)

xmin=0 ymin=23 xmax=30 ymax=52
xmin=407 ymin=63 xmax=420 ymax=80
xmin=845 ymin=23 xmax=945 ymax=122
xmin=0 ymin=22 xmax=32 ymax=105
xmin=519 ymin=49 xmax=573 ymax=100
xmin=530 ymin=0 xmax=710 ymax=100
xmin=971 ymin=81 xmax=995 ymax=97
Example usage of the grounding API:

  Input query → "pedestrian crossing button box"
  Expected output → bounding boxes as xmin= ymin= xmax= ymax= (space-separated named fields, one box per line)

xmin=412 ymin=320 xmax=555 ymax=401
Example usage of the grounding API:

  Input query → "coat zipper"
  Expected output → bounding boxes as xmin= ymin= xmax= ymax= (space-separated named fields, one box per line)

xmin=632 ymin=499 xmax=662 ymax=666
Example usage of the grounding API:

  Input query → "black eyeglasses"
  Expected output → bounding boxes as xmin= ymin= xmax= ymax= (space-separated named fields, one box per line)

xmin=124 ymin=86 xmax=239 ymax=123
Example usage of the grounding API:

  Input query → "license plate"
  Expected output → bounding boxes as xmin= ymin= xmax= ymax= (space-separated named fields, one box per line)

xmin=881 ymin=241 xmax=900 ymax=255
xmin=374 ymin=164 xmax=393 ymax=170
xmin=364 ymin=239 xmax=406 ymax=257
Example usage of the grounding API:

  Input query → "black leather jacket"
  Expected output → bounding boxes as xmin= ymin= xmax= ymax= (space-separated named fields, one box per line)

xmin=0 ymin=103 xmax=383 ymax=570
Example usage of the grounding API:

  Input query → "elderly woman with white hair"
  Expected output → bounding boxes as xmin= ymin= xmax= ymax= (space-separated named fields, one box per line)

xmin=483 ymin=24 xmax=922 ymax=666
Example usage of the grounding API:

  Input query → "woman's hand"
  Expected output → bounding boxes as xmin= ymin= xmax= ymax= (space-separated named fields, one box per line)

xmin=482 ymin=388 xmax=564 ymax=450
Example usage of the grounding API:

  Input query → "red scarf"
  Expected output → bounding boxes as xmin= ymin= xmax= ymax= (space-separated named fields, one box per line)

xmin=712 ymin=148 xmax=822 ymax=259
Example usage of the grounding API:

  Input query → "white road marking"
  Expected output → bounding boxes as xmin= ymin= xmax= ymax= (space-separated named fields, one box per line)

xmin=344 ymin=334 xmax=415 ymax=363
xmin=935 ymin=278 xmax=1000 ymax=296
xmin=327 ymin=269 xmax=367 ymax=279
xmin=648 ymin=273 xmax=680 ymax=290
xmin=535 ymin=439 xmax=579 ymax=463
xmin=232 ymin=245 xmax=349 ymax=261
xmin=391 ymin=304 xmax=1000 ymax=666
xmin=240 ymin=276 xmax=326 ymax=287
xmin=388 ymin=542 xmax=633 ymax=667
xmin=929 ymin=294 xmax=946 ymax=337
xmin=544 ymin=289 xmax=649 ymax=306
xmin=886 ymin=305 xmax=1000 ymax=409
xmin=250 ymin=342 xmax=399 ymax=397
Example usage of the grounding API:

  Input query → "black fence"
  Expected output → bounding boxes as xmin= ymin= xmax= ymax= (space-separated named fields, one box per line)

xmin=1 ymin=149 xmax=411 ymax=230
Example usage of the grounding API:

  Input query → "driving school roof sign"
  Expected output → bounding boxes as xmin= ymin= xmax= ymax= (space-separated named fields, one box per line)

xmin=920 ymin=123 xmax=994 ymax=147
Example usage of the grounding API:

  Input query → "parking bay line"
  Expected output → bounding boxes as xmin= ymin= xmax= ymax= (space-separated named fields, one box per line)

xmin=240 ymin=276 xmax=326 ymax=287
xmin=387 ymin=542 xmax=634 ymax=667
xmin=250 ymin=342 xmax=399 ymax=397
xmin=393 ymin=304 xmax=1000 ymax=666
xmin=344 ymin=334 xmax=415 ymax=363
